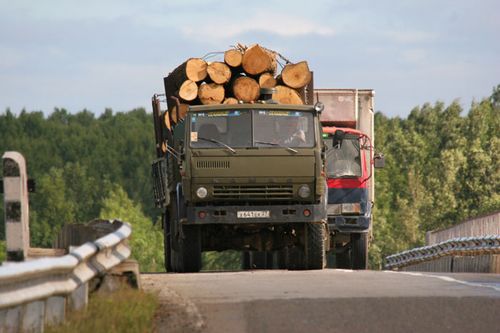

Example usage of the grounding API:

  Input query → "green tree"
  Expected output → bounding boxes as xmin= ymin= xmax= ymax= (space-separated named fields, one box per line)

xmin=99 ymin=185 xmax=164 ymax=272
xmin=29 ymin=163 xmax=112 ymax=247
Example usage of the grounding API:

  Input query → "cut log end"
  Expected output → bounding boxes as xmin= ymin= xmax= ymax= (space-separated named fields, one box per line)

xmin=178 ymin=80 xmax=198 ymax=101
xmin=233 ymin=76 xmax=260 ymax=102
xmin=259 ymin=72 xmax=277 ymax=88
xmin=242 ymin=44 xmax=277 ymax=76
xmin=223 ymin=97 xmax=239 ymax=104
xmin=185 ymin=58 xmax=208 ymax=82
xmin=224 ymin=49 xmax=243 ymax=67
xmin=272 ymin=85 xmax=304 ymax=105
xmin=198 ymin=83 xmax=225 ymax=105
xmin=163 ymin=111 xmax=171 ymax=130
xmin=207 ymin=62 xmax=232 ymax=84
xmin=171 ymin=103 xmax=189 ymax=123
xmin=281 ymin=61 xmax=312 ymax=89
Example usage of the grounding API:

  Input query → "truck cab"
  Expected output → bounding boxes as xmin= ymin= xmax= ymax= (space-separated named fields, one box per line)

xmin=315 ymin=89 xmax=384 ymax=269
xmin=152 ymin=99 xmax=329 ymax=272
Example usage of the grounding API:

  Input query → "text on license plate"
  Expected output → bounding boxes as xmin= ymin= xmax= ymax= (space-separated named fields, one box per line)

xmin=237 ymin=210 xmax=270 ymax=218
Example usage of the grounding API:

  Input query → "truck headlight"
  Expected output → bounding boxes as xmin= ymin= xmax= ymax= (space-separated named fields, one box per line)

xmin=298 ymin=184 xmax=311 ymax=198
xmin=327 ymin=204 xmax=342 ymax=215
xmin=196 ymin=186 xmax=208 ymax=199
xmin=327 ymin=203 xmax=361 ymax=215
xmin=341 ymin=203 xmax=361 ymax=214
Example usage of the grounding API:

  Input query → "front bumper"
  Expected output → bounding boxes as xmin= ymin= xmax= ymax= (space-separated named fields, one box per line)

xmin=186 ymin=203 xmax=326 ymax=224
xmin=328 ymin=215 xmax=370 ymax=233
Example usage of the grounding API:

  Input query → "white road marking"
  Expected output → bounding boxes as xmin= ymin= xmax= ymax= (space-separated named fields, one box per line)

xmin=384 ymin=270 xmax=500 ymax=293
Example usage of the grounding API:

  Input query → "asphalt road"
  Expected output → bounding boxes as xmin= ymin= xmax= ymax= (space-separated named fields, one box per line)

xmin=142 ymin=269 xmax=500 ymax=333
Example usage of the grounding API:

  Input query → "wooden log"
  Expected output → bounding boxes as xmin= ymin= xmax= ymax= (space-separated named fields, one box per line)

xmin=164 ymin=58 xmax=207 ymax=109
xmin=281 ymin=61 xmax=312 ymax=89
xmin=184 ymin=58 xmax=208 ymax=82
xmin=170 ymin=103 xmax=189 ymax=124
xmin=223 ymin=97 xmax=239 ymax=104
xmin=259 ymin=72 xmax=277 ymax=88
xmin=198 ymin=83 xmax=225 ymax=105
xmin=207 ymin=62 xmax=232 ymax=84
xmin=178 ymin=80 xmax=198 ymax=101
xmin=272 ymin=85 xmax=304 ymax=105
xmin=163 ymin=111 xmax=171 ymax=131
xmin=232 ymin=76 xmax=260 ymax=102
xmin=224 ymin=49 xmax=243 ymax=67
xmin=242 ymin=44 xmax=277 ymax=76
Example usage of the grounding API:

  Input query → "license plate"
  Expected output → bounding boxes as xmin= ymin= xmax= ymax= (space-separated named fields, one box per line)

xmin=237 ymin=210 xmax=270 ymax=218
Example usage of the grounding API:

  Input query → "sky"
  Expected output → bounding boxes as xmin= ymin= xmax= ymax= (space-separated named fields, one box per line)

xmin=0 ymin=0 xmax=499 ymax=118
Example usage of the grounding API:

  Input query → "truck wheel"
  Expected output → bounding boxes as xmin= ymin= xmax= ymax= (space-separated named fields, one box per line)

xmin=351 ymin=233 xmax=368 ymax=270
xmin=287 ymin=246 xmax=306 ymax=270
xmin=267 ymin=252 xmax=275 ymax=269
xmin=163 ymin=212 xmax=173 ymax=272
xmin=178 ymin=225 xmax=202 ymax=273
xmin=306 ymin=222 xmax=326 ymax=269
xmin=252 ymin=251 xmax=267 ymax=269
xmin=335 ymin=251 xmax=351 ymax=269
xmin=277 ymin=249 xmax=288 ymax=269
xmin=241 ymin=251 xmax=252 ymax=269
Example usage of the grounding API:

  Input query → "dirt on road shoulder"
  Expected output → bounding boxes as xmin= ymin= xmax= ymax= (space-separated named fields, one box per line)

xmin=142 ymin=274 xmax=205 ymax=333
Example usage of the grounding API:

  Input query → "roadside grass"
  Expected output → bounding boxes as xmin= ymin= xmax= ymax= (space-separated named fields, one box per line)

xmin=46 ymin=287 xmax=158 ymax=333
xmin=202 ymin=250 xmax=242 ymax=271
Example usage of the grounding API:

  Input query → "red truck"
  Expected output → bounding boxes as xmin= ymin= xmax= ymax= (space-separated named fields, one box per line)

xmin=315 ymin=89 xmax=384 ymax=269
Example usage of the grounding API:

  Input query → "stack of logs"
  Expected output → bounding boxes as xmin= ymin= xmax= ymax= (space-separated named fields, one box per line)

xmin=163 ymin=44 xmax=313 ymax=125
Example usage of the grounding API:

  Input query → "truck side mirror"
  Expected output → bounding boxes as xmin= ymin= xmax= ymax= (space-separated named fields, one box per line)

xmin=333 ymin=129 xmax=345 ymax=147
xmin=374 ymin=154 xmax=385 ymax=168
xmin=314 ymin=102 xmax=324 ymax=113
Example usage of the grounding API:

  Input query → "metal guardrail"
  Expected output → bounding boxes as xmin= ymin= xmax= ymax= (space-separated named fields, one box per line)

xmin=385 ymin=235 xmax=500 ymax=270
xmin=0 ymin=220 xmax=131 ymax=332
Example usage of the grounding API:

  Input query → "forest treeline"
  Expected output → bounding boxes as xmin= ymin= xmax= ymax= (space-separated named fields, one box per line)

xmin=0 ymin=86 xmax=499 ymax=269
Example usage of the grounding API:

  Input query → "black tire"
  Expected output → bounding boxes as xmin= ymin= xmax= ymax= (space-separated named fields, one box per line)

xmin=162 ymin=212 xmax=173 ymax=272
xmin=351 ymin=233 xmax=368 ymax=270
xmin=266 ymin=251 xmax=275 ymax=269
xmin=241 ymin=251 xmax=252 ymax=270
xmin=178 ymin=225 xmax=202 ymax=273
xmin=306 ymin=222 xmax=326 ymax=269
xmin=251 ymin=251 xmax=268 ymax=269
xmin=169 ymin=197 xmax=181 ymax=272
xmin=287 ymin=246 xmax=306 ymax=270
xmin=169 ymin=188 xmax=202 ymax=273
xmin=335 ymin=251 xmax=351 ymax=269
xmin=277 ymin=248 xmax=288 ymax=269
xmin=326 ymin=251 xmax=336 ymax=268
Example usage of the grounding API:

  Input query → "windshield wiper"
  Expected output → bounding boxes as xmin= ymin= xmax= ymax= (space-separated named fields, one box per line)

xmin=254 ymin=140 xmax=298 ymax=153
xmin=198 ymin=137 xmax=236 ymax=154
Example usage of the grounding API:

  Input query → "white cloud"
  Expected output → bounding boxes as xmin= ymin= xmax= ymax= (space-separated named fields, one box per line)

xmin=181 ymin=12 xmax=335 ymax=39
xmin=383 ymin=30 xmax=437 ymax=44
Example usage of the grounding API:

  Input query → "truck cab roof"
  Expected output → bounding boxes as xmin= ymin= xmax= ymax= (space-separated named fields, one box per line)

xmin=188 ymin=103 xmax=318 ymax=113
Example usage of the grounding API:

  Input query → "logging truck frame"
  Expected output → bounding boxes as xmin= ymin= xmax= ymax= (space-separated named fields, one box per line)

xmin=152 ymin=99 xmax=329 ymax=272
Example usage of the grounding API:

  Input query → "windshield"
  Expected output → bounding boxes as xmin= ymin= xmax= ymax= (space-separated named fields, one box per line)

xmin=325 ymin=136 xmax=362 ymax=178
xmin=190 ymin=110 xmax=314 ymax=148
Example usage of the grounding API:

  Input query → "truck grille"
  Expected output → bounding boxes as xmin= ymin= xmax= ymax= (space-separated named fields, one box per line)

xmin=213 ymin=185 xmax=294 ymax=200
xmin=196 ymin=160 xmax=230 ymax=169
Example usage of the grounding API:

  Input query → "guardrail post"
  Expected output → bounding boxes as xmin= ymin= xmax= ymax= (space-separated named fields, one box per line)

xmin=69 ymin=283 xmax=89 ymax=311
xmin=45 ymin=296 xmax=66 ymax=325
xmin=2 ymin=152 xmax=30 ymax=261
